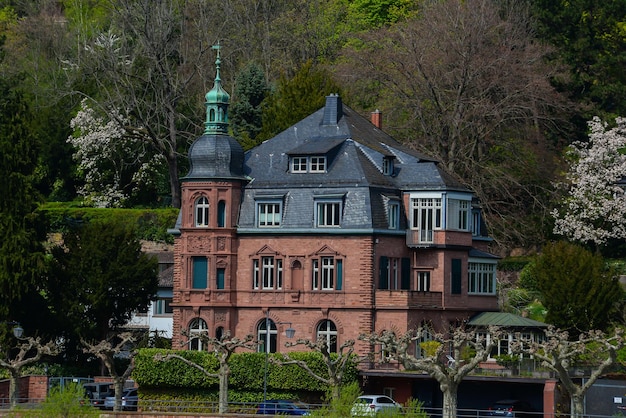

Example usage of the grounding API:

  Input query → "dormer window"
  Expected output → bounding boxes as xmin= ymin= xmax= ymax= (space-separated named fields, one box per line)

xmin=382 ymin=157 xmax=394 ymax=176
xmin=290 ymin=156 xmax=327 ymax=173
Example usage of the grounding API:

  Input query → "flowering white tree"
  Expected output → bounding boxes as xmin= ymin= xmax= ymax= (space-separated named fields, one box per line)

xmin=552 ymin=116 xmax=626 ymax=245
xmin=68 ymin=99 xmax=163 ymax=207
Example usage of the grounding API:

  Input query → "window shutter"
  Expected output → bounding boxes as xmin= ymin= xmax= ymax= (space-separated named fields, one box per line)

xmin=336 ymin=260 xmax=342 ymax=290
xmin=192 ymin=257 xmax=208 ymax=289
xmin=401 ymin=258 xmax=411 ymax=290
xmin=216 ymin=268 xmax=225 ymax=289
xmin=379 ymin=256 xmax=389 ymax=289
xmin=451 ymin=258 xmax=462 ymax=294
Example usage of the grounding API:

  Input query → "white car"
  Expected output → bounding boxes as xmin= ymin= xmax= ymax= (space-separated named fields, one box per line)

xmin=351 ymin=395 xmax=402 ymax=416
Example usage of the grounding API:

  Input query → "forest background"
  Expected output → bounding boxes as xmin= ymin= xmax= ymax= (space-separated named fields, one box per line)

xmin=1 ymin=0 xmax=626 ymax=257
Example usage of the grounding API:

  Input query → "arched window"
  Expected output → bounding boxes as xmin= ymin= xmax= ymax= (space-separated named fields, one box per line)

xmin=316 ymin=319 xmax=337 ymax=353
xmin=415 ymin=325 xmax=433 ymax=359
xmin=209 ymin=108 xmax=216 ymax=122
xmin=195 ymin=196 xmax=209 ymax=227
xmin=257 ymin=318 xmax=277 ymax=353
xmin=215 ymin=326 xmax=224 ymax=341
xmin=189 ymin=318 xmax=208 ymax=351
xmin=217 ymin=200 xmax=226 ymax=227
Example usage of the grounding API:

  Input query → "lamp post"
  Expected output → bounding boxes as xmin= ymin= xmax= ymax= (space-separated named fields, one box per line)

xmin=262 ymin=311 xmax=295 ymax=403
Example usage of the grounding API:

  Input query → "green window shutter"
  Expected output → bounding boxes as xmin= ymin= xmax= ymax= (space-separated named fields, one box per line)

xmin=216 ymin=268 xmax=225 ymax=289
xmin=218 ymin=201 xmax=226 ymax=227
xmin=336 ymin=260 xmax=342 ymax=290
xmin=401 ymin=258 xmax=411 ymax=290
xmin=379 ymin=256 xmax=389 ymax=289
xmin=192 ymin=257 xmax=208 ymax=289
xmin=451 ymin=258 xmax=462 ymax=294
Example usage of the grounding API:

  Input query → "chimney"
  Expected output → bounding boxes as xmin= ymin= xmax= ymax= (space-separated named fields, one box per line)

xmin=371 ymin=109 xmax=382 ymax=129
xmin=322 ymin=94 xmax=343 ymax=125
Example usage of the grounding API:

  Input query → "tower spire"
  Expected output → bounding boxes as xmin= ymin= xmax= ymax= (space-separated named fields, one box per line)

xmin=204 ymin=41 xmax=230 ymax=135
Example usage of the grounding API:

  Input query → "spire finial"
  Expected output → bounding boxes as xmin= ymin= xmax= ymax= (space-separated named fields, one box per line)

xmin=212 ymin=41 xmax=222 ymax=83
xmin=204 ymin=41 xmax=230 ymax=135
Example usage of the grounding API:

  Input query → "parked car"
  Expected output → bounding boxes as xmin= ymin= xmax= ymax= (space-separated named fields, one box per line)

xmin=484 ymin=399 xmax=535 ymax=418
xmin=82 ymin=382 xmax=114 ymax=409
xmin=103 ymin=388 xmax=139 ymax=411
xmin=351 ymin=395 xmax=402 ymax=416
xmin=256 ymin=399 xmax=311 ymax=415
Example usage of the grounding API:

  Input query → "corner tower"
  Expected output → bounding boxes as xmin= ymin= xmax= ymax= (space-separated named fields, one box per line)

xmin=172 ymin=44 xmax=246 ymax=349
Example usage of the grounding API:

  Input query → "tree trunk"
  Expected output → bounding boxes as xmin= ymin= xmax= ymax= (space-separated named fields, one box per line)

xmin=571 ymin=394 xmax=585 ymax=418
xmin=167 ymin=151 xmax=180 ymax=208
xmin=9 ymin=370 xmax=19 ymax=409
xmin=218 ymin=367 xmax=229 ymax=414
xmin=442 ymin=385 xmax=458 ymax=418
xmin=113 ymin=379 xmax=125 ymax=412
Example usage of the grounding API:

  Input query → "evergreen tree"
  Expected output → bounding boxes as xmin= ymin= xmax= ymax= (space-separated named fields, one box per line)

xmin=533 ymin=241 xmax=623 ymax=334
xmin=256 ymin=61 xmax=342 ymax=142
xmin=229 ymin=63 xmax=268 ymax=150
xmin=0 ymin=40 xmax=46 ymax=322
xmin=47 ymin=219 xmax=159 ymax=342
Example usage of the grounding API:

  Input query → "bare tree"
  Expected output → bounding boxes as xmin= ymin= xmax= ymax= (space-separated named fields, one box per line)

xmin=82 ymin=332 xmax=138 ymax=412
xmin=513 ymin=326 xmax=624 ymax=418
xmin=340 ymin=0 xmax=572 ymax=249
xmin=272 ymin=336 xmax=356 ymax=399
xmin=361 ymin=326 xmax=500 ymax=418
xmin=154 ymin=331 xmax=256 ymax=414
xmin=0 ymin=337 xmax=58 ymax=409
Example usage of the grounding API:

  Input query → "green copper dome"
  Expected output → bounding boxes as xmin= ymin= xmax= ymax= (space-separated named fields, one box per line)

xmin=204 ymin=44 xmax=230 ymax=134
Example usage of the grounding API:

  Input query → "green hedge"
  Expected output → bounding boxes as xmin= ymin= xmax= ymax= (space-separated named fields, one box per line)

xmin=133 ymin=348 xmax=359 ymax=395
xmin=41 ymin=205 xmax=179 ymax=243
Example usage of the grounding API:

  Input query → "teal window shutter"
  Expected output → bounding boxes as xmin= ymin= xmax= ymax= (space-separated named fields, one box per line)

xmin=216 ymin=268 xmax=225 ymax=289
xmin=218 ymin=201 xmax=226 ymax=227
xmin=336 ymin=260 xmax=342 ymax=290
xmin=192 ymin=257 xmax=208 ymax=289
xmin=401 ymin=258 xmax=411 ymax=290
xmin=451 ymin=258 xmax=462 ymax=294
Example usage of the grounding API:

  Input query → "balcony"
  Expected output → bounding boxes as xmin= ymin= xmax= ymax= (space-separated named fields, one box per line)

xmin=375 ymin=290 xmax=442 ymax=309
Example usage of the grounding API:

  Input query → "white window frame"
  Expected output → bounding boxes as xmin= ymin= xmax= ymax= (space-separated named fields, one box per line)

xmin=257 ymin=201 xmax=282 ymax=227
xmin=291 ymin=157 xmax=307 ymax=173
xmin=313 ymin=257 xmax=335 ymax=290
xmin=189 ymin=318 xmax=208 ymax=351
xmin=316 ymin=320 xmax=338 ymax=353
xmin=253 ymin=257 xmax=283 ymax=290
xmin=468 ymin=259 xmax=497 ymax=295
xmin=411 ymin=197 xmax=442 ymax=243
xmin=417 ymin=271 xmax=431 ymax=292
xmin=195 ymin=196 xmax=210 ymax=227
xmin=448 ymin=198 xmax=470 ymax=231
xmin=309 ymin=156 xmax=327 ymax=172
xmin=316 ymin=200 xmax=342 ymax=227
xmin=388 ymin=201 xmax=400 ymax=229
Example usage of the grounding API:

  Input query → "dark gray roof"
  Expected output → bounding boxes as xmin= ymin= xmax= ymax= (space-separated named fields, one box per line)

xmin=185 ymin=133 xmax=246 ymax=180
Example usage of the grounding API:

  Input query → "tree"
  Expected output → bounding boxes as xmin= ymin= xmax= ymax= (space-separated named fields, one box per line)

xmin=82 ymin=332 xmax=138 ymax=412
xmin=229 ymin=62 xmax=268 ymax=150
xmin=552 ymin=116 xmax=626 ymax=246
xmin=47 ymin=219 xmax=158 ymax=344
xmin=360 ymin=326 xmax=501 ymax=418
xmin=274 ymin=336 xmax=356 ymax=399
xmin=0 ymin=42 xmax=47 ymax=319
xmin=68 ymin=99 xmax=164 ymax=207
xmin=532 ymin=241 xmax=623 ymax=333
xmin=340 ymin=0 xmax=571 ymax=249
xmin=0 ymin=336 xmax=58 ymax=409
xmin=257 ymin=60 xmax=342 ymax=142
xmin=514 ymin=326 xmax=624 ymax=418
xmin=155 ymin=330 xmax=256 ymax=414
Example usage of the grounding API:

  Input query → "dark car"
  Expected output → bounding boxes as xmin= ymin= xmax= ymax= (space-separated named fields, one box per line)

xmin=256 ymin=399 xmax=311 ymax=415
xmin=485 ymin=399 xmax=535 ymax=418
xmin=103 ymin=388 xmax=139 ymax=411
xmin=83 ymin=382 xmax=114 ymax=409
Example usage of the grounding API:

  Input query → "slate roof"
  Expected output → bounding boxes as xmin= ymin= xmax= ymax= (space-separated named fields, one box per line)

xmin=238 ymin=95 xmax=471 ymax=232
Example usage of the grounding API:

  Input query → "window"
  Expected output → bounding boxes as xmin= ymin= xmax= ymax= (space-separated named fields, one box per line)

xmin=379 ymin=257 xmax=410 ymax=290
xmin=189 ymin=318 xmax=208 ymax=351
xmin=414 ymin=326 xmax=433 ymax=358
xmin=448 ymin=199 xmax=470 ymax=231
xmin=317 ymin=320 xmax=338 ymax=353
xmin=215 ymin=326 xmax=224 ymax=341
xmin=217 ymin=200 xmax=226 ymax=227
xmin=153 ymin=298 xmax=173 ymax=315
xmin=258 ymin=202 xmax=282 ymax=227
xmin=468 ymin=261 xmax=496 ymax=294
xmin=471 ymin=210 xmax=481 ymax=236
xmin=290 ymin=156 xmax=327 ymax=173
xmin=382 ymin=157 xmax=394 ymax=175
xmin=417 ymin=271 xmax=431 ymax=292
xmin=388 ymin=201 xmax=400 ymax=229
xmin=411 ymin=198 xmax=442 ymax=243
xmin=312 ymin=257 xmax=342 ymax=290
xmin=195 ymin=196 xmax=209 ymax=227
xmin=216 ymin=268 xmax=225 ymax=289
xmin=258 ymin=318 xmax=277 ymax=353
xmin=291 ymin=157 xmax=307 ymax=173
xmin=316 ymin=201 xmax=341 ymax=227
xmin=310 ymin=156 xmax=326 ymax=172
xmin=253 ymin=257 xmax=283 ymax=290
xmin=451 ymin=258 xmax=462 ymax=294
xmin=192 ymin=257 xmax=208 ymax=289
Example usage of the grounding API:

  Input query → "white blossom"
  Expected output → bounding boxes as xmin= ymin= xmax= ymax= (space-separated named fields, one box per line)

xmin=552 ymin=116 xmax=626 ymax=245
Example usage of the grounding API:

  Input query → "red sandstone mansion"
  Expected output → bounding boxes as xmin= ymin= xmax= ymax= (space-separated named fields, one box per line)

xmin=170 ymin=51 xmax=499 ymax=356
